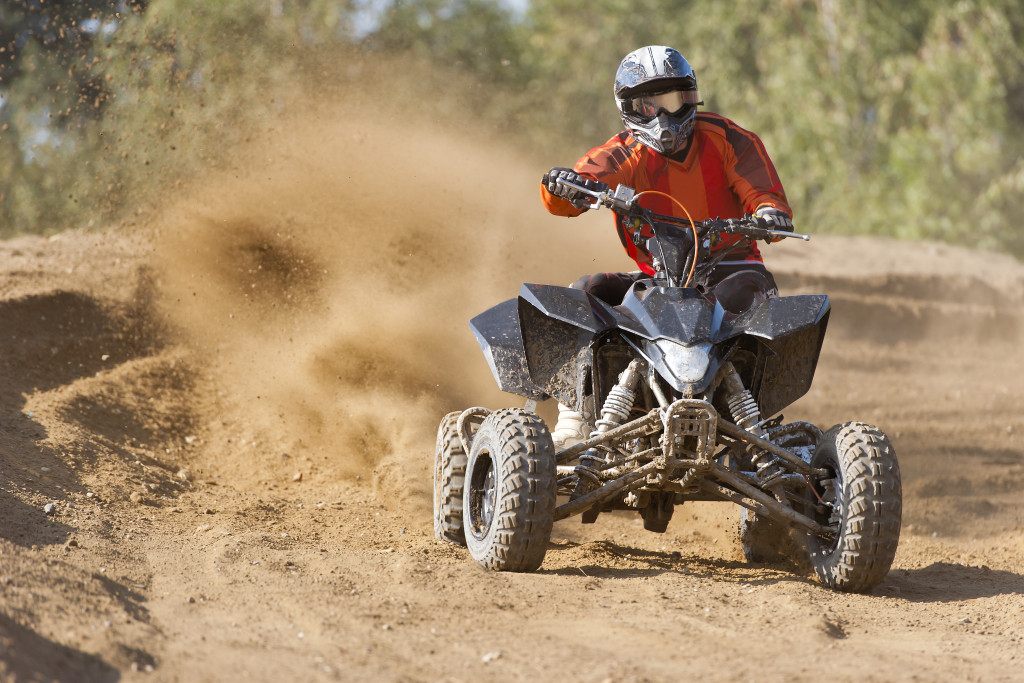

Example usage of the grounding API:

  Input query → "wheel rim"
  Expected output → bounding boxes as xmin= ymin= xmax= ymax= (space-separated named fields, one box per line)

xmin=812 ymin=466 xmax=843 ymax=553
xmin=468 ymin=451 xmax=496 ymax=538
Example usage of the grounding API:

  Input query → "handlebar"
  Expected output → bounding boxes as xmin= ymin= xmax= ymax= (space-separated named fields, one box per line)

xmin=556 ymin=179 xmax=810 ymax=242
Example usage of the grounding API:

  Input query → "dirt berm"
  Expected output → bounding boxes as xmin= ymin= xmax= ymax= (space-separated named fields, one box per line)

xmin=2 ymin=114 xmax=1023 ymax=682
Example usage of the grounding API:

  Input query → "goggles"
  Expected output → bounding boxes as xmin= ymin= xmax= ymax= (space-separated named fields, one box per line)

xmin=625 ymin=89 xmax=702 ymax=119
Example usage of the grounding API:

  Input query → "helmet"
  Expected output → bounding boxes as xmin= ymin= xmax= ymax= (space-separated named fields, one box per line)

xmin=614 ymin=46 xmax=702 ymax=156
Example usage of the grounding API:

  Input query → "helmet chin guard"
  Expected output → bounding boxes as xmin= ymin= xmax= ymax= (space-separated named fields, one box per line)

xmin=626 ymin=109 xmax=697 ymax=156
xmin=614 ymin=46 xmax=702 ymax=156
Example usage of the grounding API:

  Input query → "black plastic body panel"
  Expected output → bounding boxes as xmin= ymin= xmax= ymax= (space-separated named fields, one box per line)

xmin=470 ymin=278 xmax=831 ymax=418
xmin=518 ymin=283 xmax=646 ymax=336
xmin=469 ymin=297 xmax=548 ymax=400
xmin=749 ymin=302 xmax=831 ymax=417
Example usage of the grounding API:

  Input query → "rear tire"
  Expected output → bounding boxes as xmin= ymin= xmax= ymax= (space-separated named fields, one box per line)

xmin=806 ymin=422 xmax=901 ymax=593
xmin=740 ymin=508 xmax=790 ymax=564
xmin=433 ymin=412 xmax=469 ymax=545
xmin=740 ymin=422 xmax=820 ymax=564
xmin=463 ymin=408 xmax=556 ymax=572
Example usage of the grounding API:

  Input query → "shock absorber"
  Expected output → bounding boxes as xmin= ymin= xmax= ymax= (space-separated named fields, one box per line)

xmin=719 ymin=363 xmax=783 ymax=487
xmin=569 ymin=360 xmax=644 ymax=501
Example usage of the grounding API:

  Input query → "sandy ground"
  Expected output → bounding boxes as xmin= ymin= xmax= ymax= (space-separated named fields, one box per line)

xmin=2 ymin=114 xmax=1024 ymax=682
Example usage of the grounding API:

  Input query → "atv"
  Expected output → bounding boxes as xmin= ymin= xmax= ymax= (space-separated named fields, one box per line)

xmin=433 ymin=180 xmax=901 ymax=593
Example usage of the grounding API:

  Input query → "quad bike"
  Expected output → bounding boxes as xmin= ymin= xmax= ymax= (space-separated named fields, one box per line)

xmin=433 ymin=180 xmax=902 ymax=593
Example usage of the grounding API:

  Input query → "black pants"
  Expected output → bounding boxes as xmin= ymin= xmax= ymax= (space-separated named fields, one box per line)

xmin=571 ymin=263 xmax=778 ymax=311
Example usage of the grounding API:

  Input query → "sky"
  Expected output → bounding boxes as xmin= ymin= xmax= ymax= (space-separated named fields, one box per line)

xmin=350 ymin=0 xmax=529 ymax=37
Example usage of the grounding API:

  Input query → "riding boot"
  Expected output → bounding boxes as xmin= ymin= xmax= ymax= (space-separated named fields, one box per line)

xmin=552 ymin=402 xmax=591 ymax=450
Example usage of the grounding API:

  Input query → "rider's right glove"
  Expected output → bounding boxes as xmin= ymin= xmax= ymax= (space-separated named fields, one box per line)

xmin=542 ymin=167 xmax=604 ymax=209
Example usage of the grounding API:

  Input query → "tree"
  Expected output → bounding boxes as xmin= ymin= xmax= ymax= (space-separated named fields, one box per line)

xmin=0 ymin=1 xmax=141 ymax=235
xmin=2 ymin=0 xmax=1023 ymax=259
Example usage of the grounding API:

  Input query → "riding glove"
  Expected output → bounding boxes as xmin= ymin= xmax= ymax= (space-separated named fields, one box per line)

xmin=753 ymin=205 xmax=793 ymax=230
xmin=753 ymin=205 xmax=793 ymax=242
xmin=542 ymin=167 xmax=604 ymax=209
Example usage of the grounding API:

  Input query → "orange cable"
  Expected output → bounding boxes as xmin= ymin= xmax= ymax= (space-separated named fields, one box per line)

xmin=803 ymin=474 xmax=825 ymax=503
xmin=634 ymin=190 xmax=699 ymax=286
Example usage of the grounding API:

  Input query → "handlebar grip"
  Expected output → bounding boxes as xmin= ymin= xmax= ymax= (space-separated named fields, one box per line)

xmin=712 ymin=217 xmax=809 ymax=241
xmin=744 ymin=224 xmax=773 ymax=240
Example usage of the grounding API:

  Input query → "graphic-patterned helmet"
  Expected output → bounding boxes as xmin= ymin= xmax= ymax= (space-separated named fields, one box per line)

xmin=614 ymin=46 xmax=702 ymax=155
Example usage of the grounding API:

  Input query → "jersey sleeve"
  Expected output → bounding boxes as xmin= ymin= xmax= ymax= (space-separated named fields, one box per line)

xmin=540 ymin=133 xmax=638 ymax=216
xmin=722 ymin=125 xmax=793 ymax=218
xmin=539 ymin=182 xmax=587 ymax=216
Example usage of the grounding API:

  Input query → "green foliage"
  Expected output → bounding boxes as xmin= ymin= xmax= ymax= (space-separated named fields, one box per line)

xmin=1 ymin=0 xmax=1023 ymax=259
xmin=0 ymin=0 xmax=348 ymax=236
xmin=0 ymin=0 xmax=132 ymax=234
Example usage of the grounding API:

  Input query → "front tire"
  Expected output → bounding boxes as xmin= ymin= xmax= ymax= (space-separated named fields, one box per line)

xmin=463 ymin=408 xmax=556 ymax=572
xmin=806 ymin=422 xmax=901 ymax=592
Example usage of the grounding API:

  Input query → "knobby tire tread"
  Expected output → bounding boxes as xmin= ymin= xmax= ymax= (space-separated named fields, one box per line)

xmin=810 ymin=422 xmax=902 ymax=593
xmin=433 ymin=412 xmax=467 ymax=545
xmin=465 ymin=409 xmax=556 ymax=572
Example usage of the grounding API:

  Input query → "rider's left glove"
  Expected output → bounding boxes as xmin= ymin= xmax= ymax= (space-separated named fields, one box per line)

xmin=753 ymin=205 xmax=793 ymax=242
xmin=542 ymin=167 xmax=594 ymax=209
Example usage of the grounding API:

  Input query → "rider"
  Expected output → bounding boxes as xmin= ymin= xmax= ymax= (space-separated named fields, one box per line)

xmin=540 ymin=45 xmax=795 ymax=449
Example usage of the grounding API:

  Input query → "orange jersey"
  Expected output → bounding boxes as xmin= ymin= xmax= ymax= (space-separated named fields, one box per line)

xmin=541 ymin=112 xmax=792 ymax=275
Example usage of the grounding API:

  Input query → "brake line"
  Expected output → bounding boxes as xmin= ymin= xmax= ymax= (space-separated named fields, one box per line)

xmin=634 ymin=190 xmax=699 ymax=286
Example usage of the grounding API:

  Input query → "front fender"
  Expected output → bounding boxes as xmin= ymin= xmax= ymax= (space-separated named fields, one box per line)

xmin=469 ymin=298 xmax=548 ymax=400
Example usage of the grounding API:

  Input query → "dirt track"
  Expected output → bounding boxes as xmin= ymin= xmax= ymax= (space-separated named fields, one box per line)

xmin=2 ymin=117 xmax=1024 ymax=682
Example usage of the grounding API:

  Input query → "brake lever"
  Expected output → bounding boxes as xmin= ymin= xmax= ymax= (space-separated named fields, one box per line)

xmin=765 ymin=229 xmax=811 ymax=241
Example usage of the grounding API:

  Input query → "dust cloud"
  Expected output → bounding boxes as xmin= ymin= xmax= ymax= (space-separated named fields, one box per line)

xmin=150 ymin=97 xmax=622 ymax=498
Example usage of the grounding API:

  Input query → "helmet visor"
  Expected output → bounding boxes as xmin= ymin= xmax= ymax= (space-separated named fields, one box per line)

xmin=626 ymin=89 xmax=702 ymax=120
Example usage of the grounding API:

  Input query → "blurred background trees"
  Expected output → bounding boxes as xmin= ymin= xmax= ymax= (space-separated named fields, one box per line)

xmin=2 ymin=0 xmax=1023 ymax=258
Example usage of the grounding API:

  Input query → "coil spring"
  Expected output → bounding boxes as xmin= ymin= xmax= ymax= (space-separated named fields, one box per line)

xmin=726 ymin=389 xmax=760 ymax=430
xmin=574 ymin=464 xmax=602 ymax=486
xmin=571 ymin=362 xmax=644 ymax=502
xmin=593 ymin=384 xmax=636 ymax=433
xmin=727 ymin=389 xmax=779 ymax=482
